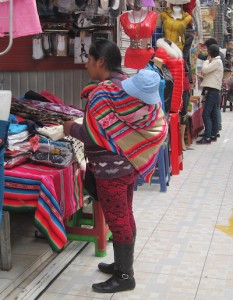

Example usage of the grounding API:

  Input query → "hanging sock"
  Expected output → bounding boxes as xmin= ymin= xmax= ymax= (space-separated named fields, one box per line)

xmin=32 ymin=35 xmax=44 ymax=60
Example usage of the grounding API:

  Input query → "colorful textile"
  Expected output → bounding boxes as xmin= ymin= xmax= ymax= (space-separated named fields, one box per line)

xmin=85 ymin=81 xmax=168 ymax=183
xmin=11 ymin=98 xmax=84 ymax=125
xmin=3 ymin=162 xmax=83 ymax=251
xmin=8 ymin=124 xmax=28 ymax=135
xmin=81 ymin=82 xmax=98 ymax=100
xmin=0 ymin=120 xmax=9 ymax=225
xmin=40 ymin=90 xmax=65 ymax=105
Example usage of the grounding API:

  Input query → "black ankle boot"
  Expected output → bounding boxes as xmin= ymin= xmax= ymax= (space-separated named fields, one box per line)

xmin=92 ymin=271 xmax=135 ymax=293
xmin=98 ymin=262 xmax=114 ymax=274
xmin=92 ymin=242 xmax=135 ymax=293
xmin=97 ymin=231 xmax=136 ymax=275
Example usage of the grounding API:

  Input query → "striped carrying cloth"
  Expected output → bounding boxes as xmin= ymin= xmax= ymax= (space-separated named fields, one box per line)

xmin=85 ymin=80 xmax=168 ymax=183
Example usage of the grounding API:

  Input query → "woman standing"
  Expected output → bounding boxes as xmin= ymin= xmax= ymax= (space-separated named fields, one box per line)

xmin=64 ymin=39 xmax=167 ymax=293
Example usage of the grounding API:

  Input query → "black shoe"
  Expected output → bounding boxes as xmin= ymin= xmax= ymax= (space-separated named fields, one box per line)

xmin=196 ymin=137 xmax=211 ymax=144
xmin=93 ymin=242 xmax=135 ymax=293
xmin=198 ymin=130 xmax=205 ymax=137
xmin=92 ymin=273 xmax=136 ymax=293
xmin=216 ymin=133 xmax=220 ymax=138
xmin=211 ymin=136 xmax=217 ymax=141
xmin=98 ymin=262 xmax=114 ymax=274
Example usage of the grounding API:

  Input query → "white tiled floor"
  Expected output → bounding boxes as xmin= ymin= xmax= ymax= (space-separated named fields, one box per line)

xmin=2 ymin=110 xmax=233 ymax=300
xmin=0 ymin=212 xmax=56 ymax=299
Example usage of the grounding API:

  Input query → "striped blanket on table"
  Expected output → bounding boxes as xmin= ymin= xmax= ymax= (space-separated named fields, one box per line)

xmin=86 ymin=80 xmax=168 ymax=182
xmin=3 ymin=163 xmax=82 ymax=252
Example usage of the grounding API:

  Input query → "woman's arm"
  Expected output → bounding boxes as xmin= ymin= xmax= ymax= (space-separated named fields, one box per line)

xmin=201 ymin=59 xmax=218 ymax=75
xmin=63 ymin=121 xmax=93 ymax=145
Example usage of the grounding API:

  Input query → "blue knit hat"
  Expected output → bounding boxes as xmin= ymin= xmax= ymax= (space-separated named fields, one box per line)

xmin=121 ymin=69 xmax=161 ymax=105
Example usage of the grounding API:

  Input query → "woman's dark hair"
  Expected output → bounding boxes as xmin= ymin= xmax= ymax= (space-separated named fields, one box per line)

xmin=208 ymin=44 xmax=220 ymax=58
xmin=89 ymin=39 xmax=122 ymax=72
xmin=204 ymin=38 xmax=218 ymax=48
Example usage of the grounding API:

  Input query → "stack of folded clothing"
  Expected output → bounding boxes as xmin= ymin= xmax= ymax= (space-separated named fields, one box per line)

xmin=11 ymin=97 xmax=84 ymax=125
xmin=30 ymin=136 xmax=74 ymax=168
xmin=6 ymin=93 xmax=85 ymax=169
xmin=4 ymin=123 xmax=34 ymax=168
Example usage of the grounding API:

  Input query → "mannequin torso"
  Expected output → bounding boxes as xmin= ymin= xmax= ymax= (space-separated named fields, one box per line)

xmin=120 ymin=9 xmax=158 ymax=69
xmin=127 ymin=8 xmax=148 ymax=23
xmin=120 ymin=9 xmax=157 ymax=41
xmin=171 ymin=5 xmax=182 ymax=20
xmin=161 ymin=8 xmax=192 ymax=50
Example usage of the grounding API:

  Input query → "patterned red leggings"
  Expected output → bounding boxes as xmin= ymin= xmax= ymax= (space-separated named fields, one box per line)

xmin=96 ymin=172 xmax=138 ymax=243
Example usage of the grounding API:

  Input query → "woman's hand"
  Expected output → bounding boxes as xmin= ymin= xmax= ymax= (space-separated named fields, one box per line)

xmin=63 ymin=121 xmax=75 ymax=136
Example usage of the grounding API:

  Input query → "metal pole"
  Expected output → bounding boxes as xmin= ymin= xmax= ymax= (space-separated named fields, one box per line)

xmin=0 ymin=0 xmax=13 ymax=56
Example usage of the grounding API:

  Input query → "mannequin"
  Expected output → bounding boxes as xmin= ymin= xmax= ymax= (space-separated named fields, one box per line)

xmin=155 ymin=38 xmax=184 ymax=113
xmin=171 ymin=5 xmax=182 ymax=19
xmin=156 ymin=38 xmax=183 ymax=58
xmin=127 ymin=8 xmax=148 ymax=23
xmin=0 ymin=91 xmax=11 ymax=225
xmin=161 ymin=5 xmax=192 ymax=50
xmin=120 ymin=8 xmax=158 ymax=69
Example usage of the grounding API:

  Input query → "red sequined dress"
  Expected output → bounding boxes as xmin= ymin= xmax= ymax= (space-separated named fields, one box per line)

xmin=120 ymin=11 xmax=157 ymax=69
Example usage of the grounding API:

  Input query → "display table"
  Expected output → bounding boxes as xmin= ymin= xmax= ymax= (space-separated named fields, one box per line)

xmin=3 ymin=162 xmax=111 ymax=257
xmin=187 ymin=98 xmax=204 ymax=145
xmin=3 ymin=162 xmax=82 ymax=252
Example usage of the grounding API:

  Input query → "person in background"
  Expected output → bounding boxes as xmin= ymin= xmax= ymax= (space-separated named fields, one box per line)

xmin=225 ymin=74 xmax=233 ymax=103
xmin=198 ymin=38 xmax=225 ymax=65
xmin=198 ymin=38 xmax=225 ymax=134
xmin=63 ymin=39 xmax=168 ymax=293
xmin=196 ymin=44 xmax=224 ymax=144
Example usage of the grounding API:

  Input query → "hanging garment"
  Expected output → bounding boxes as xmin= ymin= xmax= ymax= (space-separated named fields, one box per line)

xmin=155 ymin=39 xmax=184 ymax=113
xmin=183 ymin=0 xmax=196 ymax=15
xmin=120 ymin=10 xmax=157 ymax=69
xmin=183 ymin=31 xmax=195 ymax=84
xmin=145 ymin=63 xmax=166 ymax=110
xmin=193 ymin=0 xmax=203 ymax=43
xmin=0 ymin=0 xmax=42 ymax=38
xmin=146 ymin=61 xmax=174 ymax=114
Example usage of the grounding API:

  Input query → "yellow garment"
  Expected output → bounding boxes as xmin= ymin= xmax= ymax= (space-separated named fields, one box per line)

xmin=161 ymin=9 xmax=192 ymax=50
